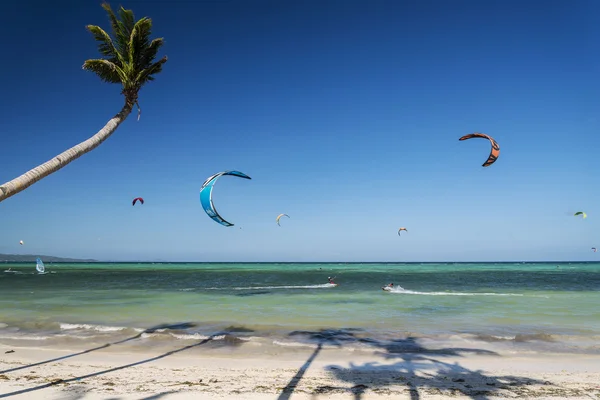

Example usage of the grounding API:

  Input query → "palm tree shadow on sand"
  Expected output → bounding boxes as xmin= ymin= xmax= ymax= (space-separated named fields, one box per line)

xmin=276 ymin=328 xmax=361 ymax=400
xmin=0 ymin=322 xmax=197 ymax=374
xmin=278 ymin=329 xmax=547 ymax=400
xmin=0 ymin=324 xmax=246 ymax=399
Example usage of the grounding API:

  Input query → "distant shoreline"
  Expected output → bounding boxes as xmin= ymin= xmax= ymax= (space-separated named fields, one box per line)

xmin=0 ymin=254 xmax=97 ymax=262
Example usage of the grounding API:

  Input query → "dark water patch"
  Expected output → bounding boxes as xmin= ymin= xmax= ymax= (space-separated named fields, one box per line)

xmin=289 ymin=328 xmax=367 ymax=346
xmin=144 ymin=322 xmax=197 ymax=333
xmin=223 ymin=326 xmax=255 ymax=333
xmin=468 ymin=333 xmax=557 ymax=343
xmin=471 ymin=334 xmax=513 ymax=342
xmin=323 ymin=299 xmax=377 ymax=305
xmin=235 ymin=290 xmax=271 ymax=297
xmin=514 ymin=333 xmax=555 ymax=342
xmin=209 ymin=334 xmax=245 ymax=348
xmin=411 ymin=305 xmax=464 ymax=313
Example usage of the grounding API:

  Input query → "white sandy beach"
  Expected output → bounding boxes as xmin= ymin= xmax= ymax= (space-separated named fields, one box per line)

xmin=1 ymin=342 xmax=600 ymax=400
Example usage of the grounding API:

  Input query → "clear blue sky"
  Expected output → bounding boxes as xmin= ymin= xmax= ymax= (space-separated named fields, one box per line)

xmin=0 ymin=0 xmax=598 ymax=262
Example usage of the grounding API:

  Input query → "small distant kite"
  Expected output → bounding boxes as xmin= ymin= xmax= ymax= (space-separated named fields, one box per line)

xmin=592 ymin=247 xmax=597 ymax=253
xmin=200 ymin=170 xmax=252 ymax=227
xmin=459 ymin=132 xmax=500 ymax=167
xmin=132 ymin=197 xmax=144 ymax=206
xmin=19 ymin=240 xmax=24 ymax=245
xmin=398 ymin=227 xmax=408 ymax=236
xmin=276 ymin=214 xmax=290 ymax=226
xmin=574 ymin=211 xmax=587 ymax=219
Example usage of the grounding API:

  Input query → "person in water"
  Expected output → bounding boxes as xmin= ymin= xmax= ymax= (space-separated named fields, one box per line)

xmin=328 ymin=276 xmax=336 ymax=284
xmin=382 ymin=282 xmax=395 ymax=291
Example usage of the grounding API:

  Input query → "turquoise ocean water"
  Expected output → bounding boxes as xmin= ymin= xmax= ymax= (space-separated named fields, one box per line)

xmin=1 ymin=262 xmax=599 ymax=356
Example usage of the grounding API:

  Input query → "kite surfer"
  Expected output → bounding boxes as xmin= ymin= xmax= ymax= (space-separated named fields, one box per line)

xmin=381 ymin=283 xmax=395 ymax=292
xmin=328 ymin=276 xmax=336 ymax=285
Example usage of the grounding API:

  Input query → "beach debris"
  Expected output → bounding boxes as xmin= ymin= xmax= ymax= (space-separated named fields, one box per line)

xmin=4 ymin=349 xmax=14 ymax=354
xmin=276 ymin=213 xmax=290 ymax=226
xmin=0 ymin=374 xmax=8 ymax=380
xmin=313 ymin=385 xmax=340 ymax=394
xmin=459 ymin=132 xmax=500 ymax=167
xmin=574 ymin=211 xmax=587 ymax=219
xmin=200 ymin=170 xmax=251 ymax=227
xmin=170 ymin=379 xmax=209 ymax=387
xmin=132 ymin=197 xmax=144 ymax=206
xmin=398 ymin=227 xmax=408 ymax=236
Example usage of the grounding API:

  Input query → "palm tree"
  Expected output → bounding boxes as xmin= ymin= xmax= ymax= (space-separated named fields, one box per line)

xmin=0 ymin=3 xmax=167 ymax=203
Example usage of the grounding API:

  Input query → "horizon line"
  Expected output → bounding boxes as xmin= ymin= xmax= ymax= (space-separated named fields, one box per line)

xmin=2 ymin=260 xmax=597 ymax=264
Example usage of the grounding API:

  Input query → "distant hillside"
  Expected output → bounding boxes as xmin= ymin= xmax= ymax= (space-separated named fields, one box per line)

xmin=0 ymin=254 xmax=97 ymax=262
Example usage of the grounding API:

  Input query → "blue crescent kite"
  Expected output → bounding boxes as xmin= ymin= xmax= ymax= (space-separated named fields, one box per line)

xmin=200 ymin=170 xmax=252 ymax=227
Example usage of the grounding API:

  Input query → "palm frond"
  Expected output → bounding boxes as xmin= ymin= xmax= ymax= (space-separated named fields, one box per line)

xmin=85 ymin=25 xmax=122 ymax=64
xmin=118 ymin=7 xmax=136 ymax=61
xmin=101 ymin=3 xmax=129 ymax=55
xmin=118 ymin=6 xmax=136 ymax=35
xmin=82 ymin=59 xmax=124 ymax=84
xmin=129 ymin=17 xmax=152 ymax=68
xmin=135 ymin=56 xmax=168 ymax=86
xmin=138 ymin=38 xmax=165 ymax=70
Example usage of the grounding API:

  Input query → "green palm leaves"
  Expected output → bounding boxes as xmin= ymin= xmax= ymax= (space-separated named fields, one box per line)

xmin=83 ymin=3 xmax=167 ymax=118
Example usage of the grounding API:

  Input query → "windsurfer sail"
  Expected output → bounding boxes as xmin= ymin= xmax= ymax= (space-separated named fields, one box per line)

xmin=36 ymin=257 xmax=45 ymax=274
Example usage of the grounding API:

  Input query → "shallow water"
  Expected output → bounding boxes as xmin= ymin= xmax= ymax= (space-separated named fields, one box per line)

xmin=1 ymin=262 xmax=599 ymax=356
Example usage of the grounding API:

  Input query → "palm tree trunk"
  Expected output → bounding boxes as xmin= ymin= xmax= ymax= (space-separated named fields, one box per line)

xmin=0 ymin=101 xmax=133 ymax=203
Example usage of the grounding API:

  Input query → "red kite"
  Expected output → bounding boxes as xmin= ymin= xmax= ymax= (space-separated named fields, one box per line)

xmin=459 ymin=133 xmax=500 ymax=167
